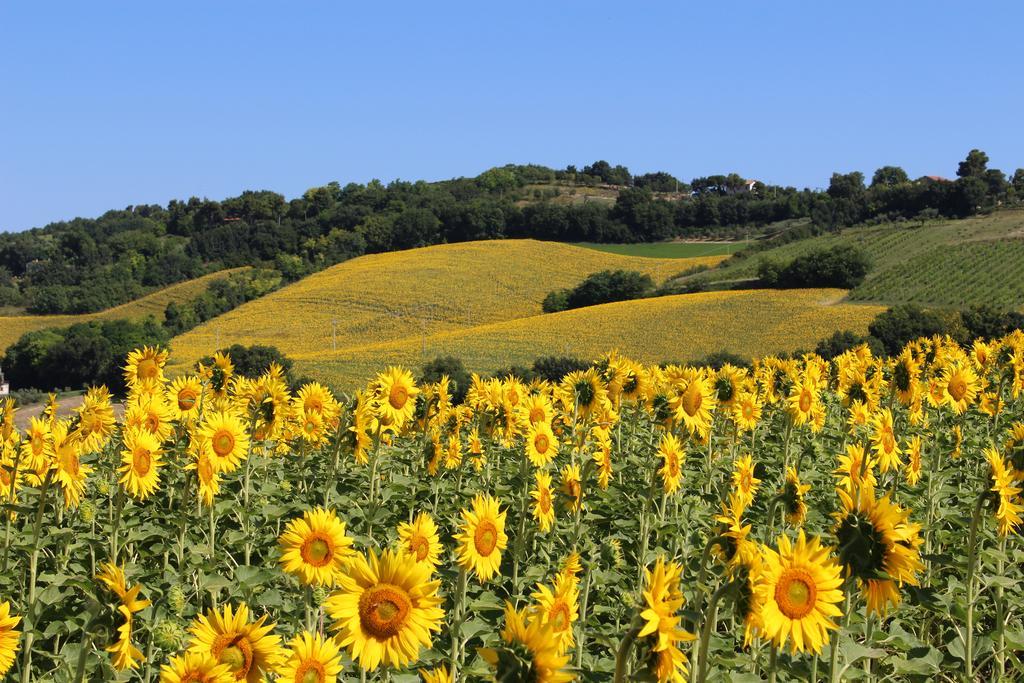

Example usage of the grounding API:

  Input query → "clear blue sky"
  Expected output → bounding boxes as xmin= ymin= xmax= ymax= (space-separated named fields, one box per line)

xmin=2 ymin=2 xmax=1022 ymax=232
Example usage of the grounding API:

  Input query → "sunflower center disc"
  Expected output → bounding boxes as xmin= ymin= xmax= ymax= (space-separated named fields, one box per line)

xmin=133 ymin=449 xmax=152 ymax=476
xmin=799 ymin=389 xmax=812 ymax=413
xmin=359 ymin=584 xmax=412 ymax=639
xmin=775 ymin=568 xmax=817 ymax=619
xmin=530 ymin=407 xmax=545 ymax=423
xmin=410 ymin=535 xmax=429 ymax=561
xmin=474 ymin=521 xmax=498 ymax=555
xmin=539 ymin=488 xmax=552 ymax=512
xmin=949 ymin=377 xmax=967 ymax=401
xmin=389 ymin=384 xmax=408 ymax=409
xmin=178 ymin=390 xmax=197 ymax=411
xmin=302 ymin=536 xmax=333 ymax=566
xmin=682 ymin=384 xmax=702 ymax=416
xmin=214 ymin=635 xmax=253 ymax=677
xmin=137 ymin=358 xmax=158 ymax=379
xmin=213 ymin=431 xmax=235 ymax=457
xmin=535 ymin=434 xmax=549 ymax=453
xmin=297 ymin=660 xmax=326 ymax=683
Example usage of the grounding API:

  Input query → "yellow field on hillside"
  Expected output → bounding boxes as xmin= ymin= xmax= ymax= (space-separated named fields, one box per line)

xmin=168 ymin=240 xmax=724 ymax=370
xmin=0 ymin=268 xmax=248 ymax=352
xmin=291 ymin=288 xmax=884 ymax=388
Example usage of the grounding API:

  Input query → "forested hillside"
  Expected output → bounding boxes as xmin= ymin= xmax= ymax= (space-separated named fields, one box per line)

xmin=1 ymin=150 xmax=1020 ymax=315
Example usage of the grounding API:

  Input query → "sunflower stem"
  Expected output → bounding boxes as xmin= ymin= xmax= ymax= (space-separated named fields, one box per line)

xmin=964 ymin=491 xmax=987 ymax=681
xmin=450 ymin=566 xmax=467 ymax=680
xmin=696 ymin=580 xmax=733 ymax=683
xmin=71 ymin=632 xmax=92 ymax=683
xmin=612 ymin=625 xmax=641 ymax=683
xmin=1 ymin=446 xmax=23 ymax=572
xmin=20 ymin=470 xmax=53 ymax=683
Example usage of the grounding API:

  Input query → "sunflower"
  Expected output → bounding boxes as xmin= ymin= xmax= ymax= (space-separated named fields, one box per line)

xmin=780 ymin=467 xmax=811 ymax=526
xmin=124 ymin=345 xmax=169 ymax=389
xmin=0 ymin=601 xmax=21 ymax=677
xmin=125 ymin=393 xmax=176 ymax=443
xmin=558 ymin=368 xmax=609 ymax=422
xmin=52 ymin=419 xmax=90 ymax=508
xmin=835 ymin=444 xmax=877 ymax=495
xmin=186 ymin=444 xmax=222 ymax=507
xmin=834 ymin=485 xmax=924 ymax=615
xmin=419 ymin=664 xmax=453 ymax=683
xmin=531 ymin=471 xmax=556 ymax=532
xmin=731 ymin=454 xmax=761 ymax=508
xmin=167 ymin=375 xmax=206 ymax=423
xmin=454 ymin=493 xmax=508 ymax=582
xmin=525 ymin=421 xmax=558 ymax=467
xmin=20 ymin=416 xmax=52 ymax=474
xmin=187 ymin=603 xmax=284 ymax=683
xmin=712 ymin=494 xmax=756 ymax=567
xmin=119 ymin=428 xmax=164 ymax=500
xmin=941 ymin=362 xmax=979 ymax=414
xmin=519 ymin=393 xmax=554 ymax=426
xmin=160 ymin=652 xmax=234 ymax=683
xmin=786 ymin=374 xmax=822 ymax=431
xmin=590 ymin=427 xmax=613 ymax=490
xmin=846 ymin=400 xmax=871 ymax=434
xmin=666 ymin=367 xmax=717 ymax=439
xmin=279 ymin=507 xmax=355 ymax=587
xmin=479 ymin=603 xmax=574 ymax=683
xmin=325 ymin=548 xmax=444 ymax=671
xmin=636 ymin=557 xmax=695 ymax=681
xmin=559 ymin=464 xmax=583 ymax=513
xmin=905 ymin=436 xmax=923 ymax=486
xmin=891 ymin=349 xmax=920 ymax=406
xmin=531 ymin=574 xmax=579 ymax=654
xmin=756 ymin=530 xmax=844 ymax=654
xmin=74 ymin=386 xmax=117 ymax=451
xmin=275 ymin=631 xmax=343 ymax=683
xmin=372 ymin=367 xmax=420 ymax=429
xmin=987 ymin=448 xmax=1024 ymax=537
xmin=656 ymin=432 xmax=684 ymax=495
xmin=397 ymin=512 xmax=443 ymax=570
xmin=870 ymin=409 xmax=902 ymax=473
xmin=731 ymin=391 xmax=762 ymax=432
xmin=295 ymin=382 xmax=341 ymax=422
xmin=96 ymin=562 xmax=152 ymax=672
xmin=558 ymin=552 xmax=583 ymax=588
xmin=730 ymin=551 xmax=765 ymax=647
xmin=200 ymin=410 xmax=251 ymax=474
xmin=713 ymin=364 xmax=746 ymax=408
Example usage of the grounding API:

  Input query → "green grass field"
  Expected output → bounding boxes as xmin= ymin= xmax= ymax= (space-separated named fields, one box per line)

xmin=667 ymin=209 xmax=1024 ymax=307
xmin=574 ymin=241 xmax=749 ymax=258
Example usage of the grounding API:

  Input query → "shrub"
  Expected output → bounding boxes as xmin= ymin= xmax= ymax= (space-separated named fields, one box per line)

xmin=764 ymin=245 xmax=871 ymax=289
xmin=868 ymin=305 xmax=961 ymax=355
xmin=542 ymin=289 xmax=570 ymax=313
xmin=421 ymin=356 xmax=472 ymax=404
xmin=531 ymin=356 xmax=592 ymax=382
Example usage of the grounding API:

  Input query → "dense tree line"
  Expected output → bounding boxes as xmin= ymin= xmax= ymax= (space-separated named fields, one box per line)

xmin=2 ymin=152 xmax=1021 ymax=315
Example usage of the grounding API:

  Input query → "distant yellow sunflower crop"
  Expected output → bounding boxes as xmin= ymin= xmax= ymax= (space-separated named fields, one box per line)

xmin=756 ymin=530 xmax=844 ymax=654
xmin=325 ymin=548 xmax=444 ymax=671
xmin=525 ymin=421 xmax=558 ymax=467
xmin=200 ymin=410 xmax=251 ymax=474
xmin=187 ymin=603 xmax=284 ymax=683
xmin=275 ymin=631 xmax=343 ymax=683
xmin=454 ymin=493 xmax=508 ymax=582
xmin=119 ymin=428 xmax=164 ymax=501
xmin=397 ymin=512 xmax=443 ymax=570
xmin=279 ymin=507 xmax=355 ymax=587
xmin=0 ymin=601 xmax=21 ymax=677
xmin=531 ymin=470 xmax=556 ymax=533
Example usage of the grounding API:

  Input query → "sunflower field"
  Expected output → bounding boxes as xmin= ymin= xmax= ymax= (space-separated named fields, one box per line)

xmin=2 ymin=335 xmax=1024 ymax=682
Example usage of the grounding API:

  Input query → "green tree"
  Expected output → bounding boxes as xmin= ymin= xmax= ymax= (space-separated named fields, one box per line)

xmin=956 ymin=149 xmax=989 ymax=178
xmin=870 ymin=166 xmax=909 ymax=187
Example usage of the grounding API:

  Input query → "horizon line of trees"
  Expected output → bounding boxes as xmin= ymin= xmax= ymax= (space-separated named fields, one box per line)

xmin=1 ymin=150 xmax=1021 ymax=315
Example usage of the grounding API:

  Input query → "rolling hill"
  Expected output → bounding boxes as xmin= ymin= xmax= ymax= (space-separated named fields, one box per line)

xmin=0 ymin=268 xmax=249 ymax=353
xmin=669 ymin=209 xmax=1024 ymax=308
xmin=165 ymin=239 xmax=881 ymax=388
